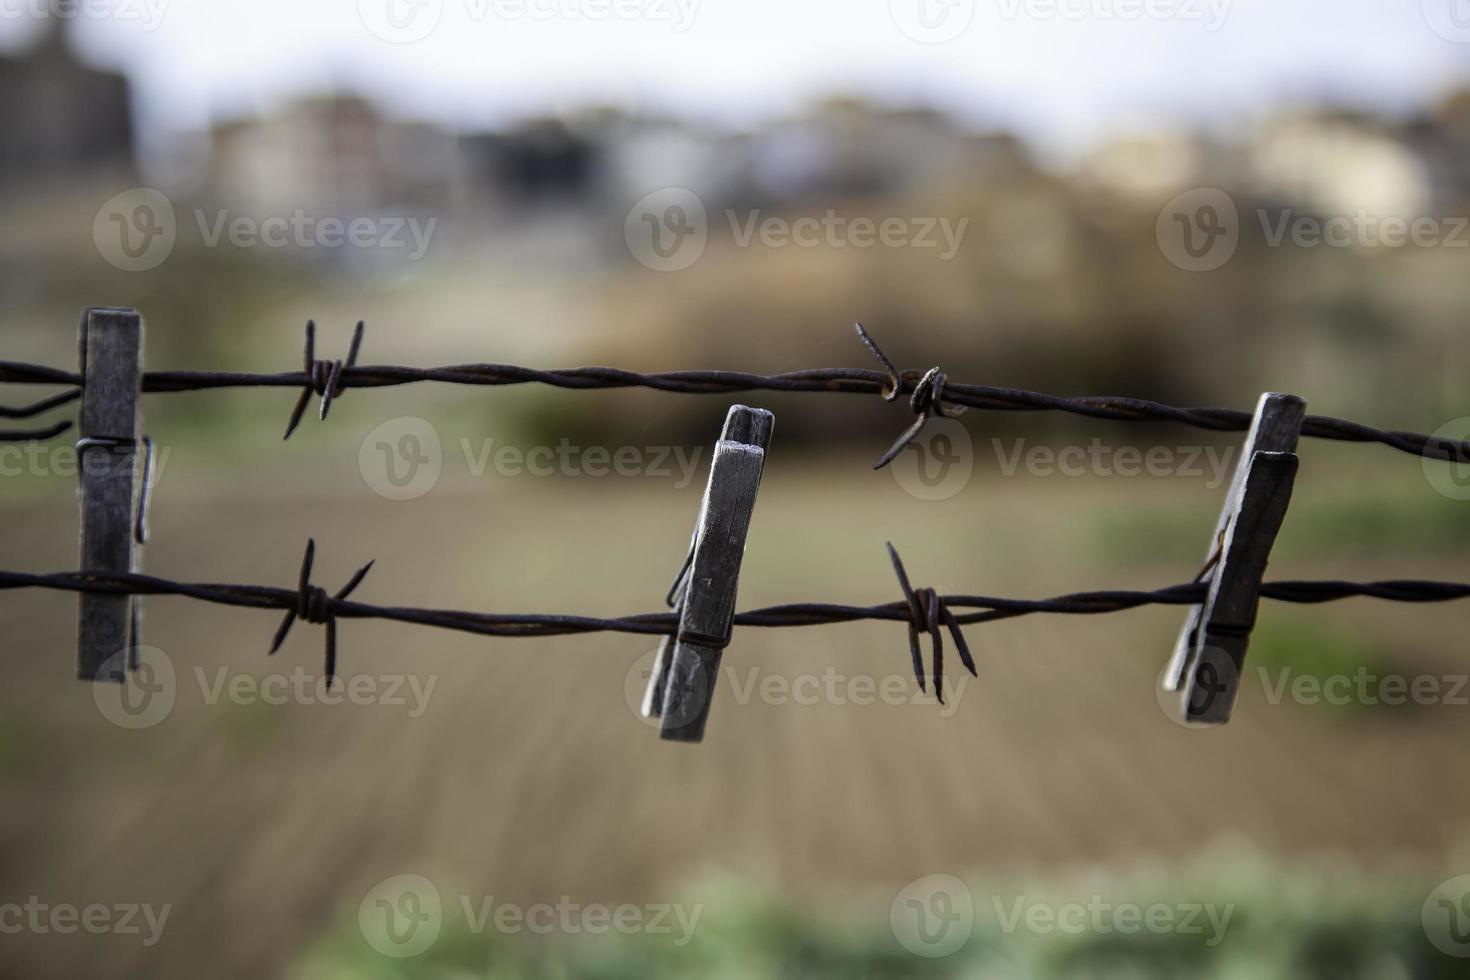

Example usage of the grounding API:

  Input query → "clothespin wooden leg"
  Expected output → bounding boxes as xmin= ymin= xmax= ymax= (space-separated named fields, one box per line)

xmin=642 ymin=533 xmax=694 ymax=719
xmin=1163 ymin=392 xmax=1305 ymax=725
xmin=659 ymin=405 xmax=774 ymax=743
xmin=76 ymin=307 xmax=145 ymax=682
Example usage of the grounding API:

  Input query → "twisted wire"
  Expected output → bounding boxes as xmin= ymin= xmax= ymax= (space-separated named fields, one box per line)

xmin=1 ymin=566 xmax=1464 ymax=641
xmin=3 ymin=323 xmax=1469 ymax=461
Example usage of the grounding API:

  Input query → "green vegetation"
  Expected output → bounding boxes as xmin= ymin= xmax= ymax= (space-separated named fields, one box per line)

xmin=294 ymin=858 xmax=1466 ymax=979
xmin=1249 ymin=614 xmax=1404 ymax=717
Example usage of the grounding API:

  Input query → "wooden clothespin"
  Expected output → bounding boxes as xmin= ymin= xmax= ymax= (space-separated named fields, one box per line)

xmin=641 ymin=530 xmax=694 ymax=720
xmin=76 ymin=307 xmax=148 ymax=682
xmin=649 ymin=404 xmax=773 ymax=743
xmin=1162 ymin=392 xmax=1305 ymax=725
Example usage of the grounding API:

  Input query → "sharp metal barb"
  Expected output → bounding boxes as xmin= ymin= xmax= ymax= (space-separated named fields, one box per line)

xmin=927 ymin=589 xmax=944 ymax=704
xmin=854 ymin=322 xmax=901 ymax=401
xmin=939 ymin=603 xmax=976 ymax=677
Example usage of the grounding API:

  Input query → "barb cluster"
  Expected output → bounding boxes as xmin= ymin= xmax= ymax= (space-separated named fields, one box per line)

xmin=283 ymin=320 xmax=365 ymax=439
xmin=267 ymin=539 xmax=374 ymax=684
xmin=886 ymin=543 xmax=975 ymax=702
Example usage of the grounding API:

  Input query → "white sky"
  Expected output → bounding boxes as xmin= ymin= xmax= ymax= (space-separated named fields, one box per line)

xmin=3 ymin=0 xmax=1469 ymax=162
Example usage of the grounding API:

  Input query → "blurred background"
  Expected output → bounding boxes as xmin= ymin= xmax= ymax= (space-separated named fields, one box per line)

xmin=5 ymin=1 xmax=1470 ymax=976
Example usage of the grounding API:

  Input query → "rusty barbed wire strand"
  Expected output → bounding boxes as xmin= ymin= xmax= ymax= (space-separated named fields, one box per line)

xmin=1 ymin=553 xmax=1467 ymax=660
xmin=4 ymin=323 xmax=1470 ymax=463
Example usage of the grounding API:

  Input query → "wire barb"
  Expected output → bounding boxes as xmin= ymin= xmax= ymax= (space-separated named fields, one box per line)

xmin=886 ymin=543 xmax=977 ymax=703
xmin=266 ymin=538 xmax=375 ymax=686
xmin=864 ymin=326 xmax=967 ymax=470
xmin=283 ymin=320 xmax=366 ymax=440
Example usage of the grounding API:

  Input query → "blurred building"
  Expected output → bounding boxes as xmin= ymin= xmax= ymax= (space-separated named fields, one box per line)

xmin=745 ymin=99 xmax=982 ymax=202
xmin=1245 ymin=107 xmax=1431 ymax=218
xmin=206 ymin=94 xmax=457 ymax=215
xmin=1074 ymin=127 xmax=1216 ymax=202
xmin=0 ymin=17 xmax=133 ymax=186
xmin=1401 ymin=88 xmax=1470 ymax=214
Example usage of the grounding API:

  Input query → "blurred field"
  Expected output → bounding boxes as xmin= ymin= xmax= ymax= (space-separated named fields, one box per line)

xmin=3 ymin=420 xmax=1470 ymax=977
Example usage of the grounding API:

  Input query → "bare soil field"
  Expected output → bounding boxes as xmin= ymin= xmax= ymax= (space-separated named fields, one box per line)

xmin=3 ymin=459 xmax=1468 ymax=978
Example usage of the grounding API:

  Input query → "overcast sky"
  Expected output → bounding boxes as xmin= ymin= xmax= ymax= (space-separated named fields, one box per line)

xmin=3 ymin=0 xmax=1468 ymax=162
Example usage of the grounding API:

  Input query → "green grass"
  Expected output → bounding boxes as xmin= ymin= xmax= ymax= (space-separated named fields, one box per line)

xmin=1248 ymin=614 xmax=1404 ymax=717
xmin=292 ymin=856 xmax=1467 ymax=979
xmin=1091 ymin=485 xmax=1470 ymax=566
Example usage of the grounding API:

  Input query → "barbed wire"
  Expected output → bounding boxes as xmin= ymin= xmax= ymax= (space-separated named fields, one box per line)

xmin=4 ymin=540 xmax=1467 ymax=689
xmin=4 ymin=323 xmax=1469 ymax=465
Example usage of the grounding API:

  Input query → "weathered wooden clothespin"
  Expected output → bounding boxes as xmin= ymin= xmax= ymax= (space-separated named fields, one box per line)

xmin=641 ymin=531 xmax=694 ymax=720
xmin=76 ymin=307 xmax=148 ymax=682
xmin=649 ymin=404 xmax=773 ymax=743
xmin=1162 ymin=392 xmax=1306 ymax=725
